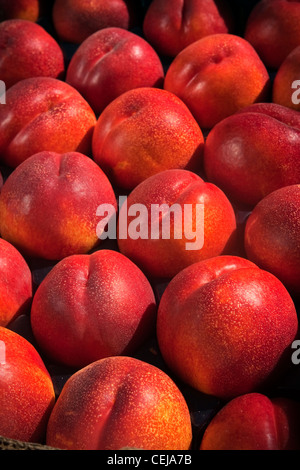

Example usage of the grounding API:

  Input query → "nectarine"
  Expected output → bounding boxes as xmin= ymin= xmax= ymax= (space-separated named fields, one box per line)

xmin=200 ymin=393 xmax=300 ymax=450
xmin=0 ymin=77 xmax=97 ymax=168
xmin=0 ymin=20 xmax=65 ymax=89
xmin=66 ymin=27 xmax=164 ymax=116
xmin=164 ymin=33 xmax=270 ymax=129
xmin=272 ymin=45 xmax=300 ymax=111
xmin=92 ymin=87 xmax=204 ymax=190
xmin=204 ymin=102 xmax=300 ymax=208
xmin=244 ymin=184 xmax=300 ymax=297
xmin=0 ymin=326 xmax=55 ymax=443
xmin=244 ymin=0 xmax=300 ymax=70
xmin=0 ymin=0 xmax=45 ymax=22
xmin=52 ymin=0 xmax=137 ymax=44
xmin=0 ymin=238 xmax=32 ymax=327
xmin=30 ymin=249 xmax=157 ymax=368
xmin=117 ymin=169 xmax=237 ymax=279
xmin=157 ymin=255 xmax=298 ymax=399
xmin=143 ymin=0 xmax=234 ymax=57
xmin=46 ymin=356 xmax=193 ymax=450
xmin=0 ymin=151 xmax=117 ymax=260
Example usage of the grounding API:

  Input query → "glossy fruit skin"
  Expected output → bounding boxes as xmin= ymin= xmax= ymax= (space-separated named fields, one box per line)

xmin=164 ymin=33 xmax=270 ymax=130
xmin=203 ymin=102 xmax=300 ymax=209
xmin=92 ymin=87 xmax=204 ymax=190
xmin=244 ymin=0 xmax=300 ymax=70
xmin=117 ymin=169 xmax=237 ymax=280
xmin=244 ymin=184 xmax=300 ymax=297
xmin=0 ymin=326 xmax=55 ymax=443
xmin=46 ymin=356 xmax=193 ymax=450
xmin=0 ymin=238 xmax=32 ymax=327
xmin=0 ymin=151 xmax=117 ymax=261
xmin=0 ymin=77 xmax=97 ymax=168
xmin=156 ymin=255 xmax=298 ymax=400
xmin=52 ymin=0 xmax=137 ymax=44
xmin=30 ymin=250 xmax=157 ymax=368
xmin=143 ymin=0 xmax=234 ymax=57
xmin=0 ymin=19 xmax=65 ymax=90
xmin=272 ymin=45 xmax=300 ymax=111
xmin=66 ymin=27 xmax=164 ymax=116
xmin=200 ymin=393 xmax=300 ymax=450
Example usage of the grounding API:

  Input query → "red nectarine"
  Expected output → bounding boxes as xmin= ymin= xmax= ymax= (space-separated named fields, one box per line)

xmin=0 ymin=19 xmax=65 ymax=89
xmin=157 ymin=255 xmax=298 ymax=399
xmin=0 ymin=151 xmax=117 ymax=260
xmin=0 ymin=77 xmax=97 ymax=168
xmin=0 ymin=326 xmax=55 ymax=443
xmin=164 ymin=33 xmax=270 ymax=129
xmin=200 ymin=393 xmax=300 ymax=450
xmin=117 ymin=169 xmax=237 ymax=279
xmin=0 ymin=0 xmax=45 ymax=22
xmin=143 ymin=0 xmax=234 ymax=57
xmin=46 ymin=356 xmax=193 ymax=450
xmin=244 ymin=0 xmax=300 ymax=70
xmin=0 ymin=238 xmax=32 ymax=327
xmin=204 ymin=102 xmax=300 ymax=208
xmin=52 ymin=0 xmax=137 ymax=44
xmin=92 ymin=87 xmax=204 ymax=190
xmin=272 ymin=45 xmax=300 ymax=111
xmin=244 ymin=184 xmax=300 ymax=297
xmin=30 ymin=249 xmax=157 ymax=368
xmin=66 ymin=27 xmax=164 ymax=116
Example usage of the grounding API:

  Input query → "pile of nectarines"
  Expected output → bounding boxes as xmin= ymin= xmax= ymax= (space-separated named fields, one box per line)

xmin=0 ymin=0 xmax=300 ymax=452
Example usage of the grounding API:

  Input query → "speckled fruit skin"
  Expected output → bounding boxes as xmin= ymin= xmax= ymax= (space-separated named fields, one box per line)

xmin=0 ymin=326 xmax=55 ymax=443
xmin=244 ymin=185 xmax=300 ymax=298
xmin=52 ymin=0 xmax=136 ymax=45
xmin=143 ymin=0 xmax=234 ymax=57
xmin=66 ymin=27 xmax=164 ymax=116
xmin=30 ymin=250 xmax=157 ymax=368
xmin=203 ymin=102 xmax=300 ymax=209
xmin=117 ymin=169 xmax=237 ymax=280
xmin=156 ymin=255 xmax=298 ymax=400
xmin=272 ymin=45 xmax=300 ymax=111
xmin=244 ymin=0 xmax=300 ymax=70
xmin=0 ymin=20 xmax=65 ymax=90
xmin=200 ymin=393 xmax=300 ymax=450
xmin=92 ymin=87 xmax=204 ymax=191
xmin=164 ymin=33 xmax=270 ymax=130
xmin=0 ymin=151 xmax=117 ymax=261
xmin=46 ymin=356 xmax=193 ymax=450
xmin=0 ymin=77 xmax=97 ymax=169
xmin=0 ymin=0 xmax=44 ymax=22
xmin=0 ymin=239 xmax=32 ymax=327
